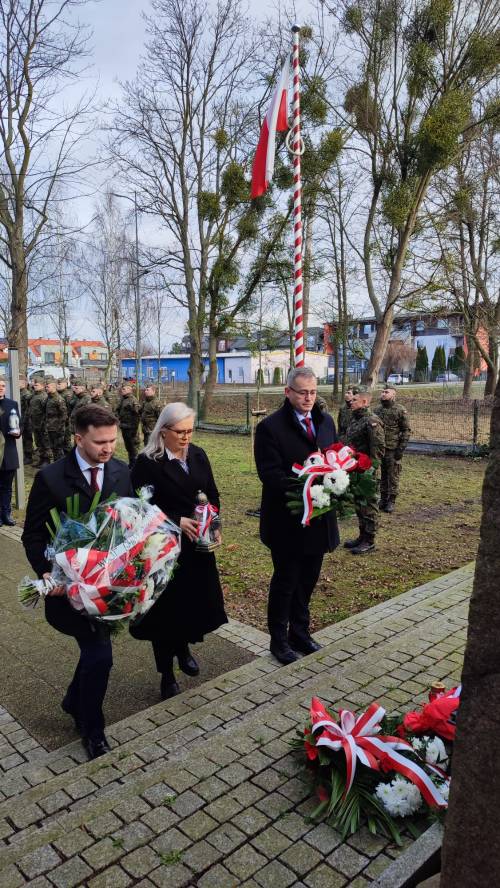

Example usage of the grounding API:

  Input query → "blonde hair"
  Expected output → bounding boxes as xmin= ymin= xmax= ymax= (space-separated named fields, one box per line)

xmin=142 ymin=402 xmax=195 ymax=460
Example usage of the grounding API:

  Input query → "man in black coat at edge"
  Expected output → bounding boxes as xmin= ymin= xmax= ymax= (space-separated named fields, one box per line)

xmin=22 ymin=405 xmax=134 ymax=759
xmin=254 ymin=367 xmax=339 ymax=664
xmin=0 ymin=377 xmax=21 ymax=525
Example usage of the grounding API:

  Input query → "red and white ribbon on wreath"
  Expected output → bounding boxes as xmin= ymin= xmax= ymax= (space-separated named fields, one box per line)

xmin=194 ymin=502 xmax=219 ymax=538
xmin=310 ymin=697 xmax=448 ymax=808
xmin=292 ymin=447 xmax=358 ymax=527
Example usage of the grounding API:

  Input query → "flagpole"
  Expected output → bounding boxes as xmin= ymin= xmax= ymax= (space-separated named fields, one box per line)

xmin=291 ymin=24 xmax=304 ymax=367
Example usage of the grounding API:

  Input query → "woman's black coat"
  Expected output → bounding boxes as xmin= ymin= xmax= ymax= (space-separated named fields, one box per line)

xmin=0 ymin=397 xmax=20 ymax=471
xmin=130 ymin=444 xmax=227 ymax=644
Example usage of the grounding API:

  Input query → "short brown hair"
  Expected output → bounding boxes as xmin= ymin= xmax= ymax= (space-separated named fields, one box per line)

xmin=73 ymin=405 xmax=118 ymax=433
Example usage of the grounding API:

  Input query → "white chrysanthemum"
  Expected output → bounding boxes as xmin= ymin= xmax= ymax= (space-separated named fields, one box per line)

xmin=311 ymin=485 xmax=331 ymax=509
xmin=375 ymin=778 xmax=422 ymax=818
xmin=412 ymin=735 xmax=448 ymax=765
xmin=304 ymin=453 xmax=324 ymax=468
xmin=323 ymin=469 xmax=350 ymax=496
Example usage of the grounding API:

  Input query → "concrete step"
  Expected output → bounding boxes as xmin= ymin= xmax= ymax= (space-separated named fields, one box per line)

xmin=0 ymin=571 xmax=469 ymax=886
xmin=0 ymin=566 xmax=470 ymax=808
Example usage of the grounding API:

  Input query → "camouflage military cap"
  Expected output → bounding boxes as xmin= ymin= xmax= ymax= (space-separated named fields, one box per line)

xmin=73 ymin=378 xmax=87 ymax=387
xmin=44 ymin=376 xmax=57 ymax=383
xmin=348 ymin=385 xmax=361 ymax=395
xmin=354 ymin=385 xmax=371 ymax=396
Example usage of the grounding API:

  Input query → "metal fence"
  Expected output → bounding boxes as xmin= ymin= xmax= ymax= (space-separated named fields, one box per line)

xmin=194 ymin=390 xmax=492 ymax=452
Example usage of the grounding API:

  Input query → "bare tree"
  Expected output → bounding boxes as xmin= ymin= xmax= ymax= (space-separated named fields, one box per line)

xmin=325 ymin=0 xmax=499 ymax=387
xmin=0 ymin=0 xmax=94 ymax=373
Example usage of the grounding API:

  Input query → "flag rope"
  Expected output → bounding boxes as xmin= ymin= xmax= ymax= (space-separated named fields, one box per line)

xmin=291 ymin=25 xmax=304 ymax=368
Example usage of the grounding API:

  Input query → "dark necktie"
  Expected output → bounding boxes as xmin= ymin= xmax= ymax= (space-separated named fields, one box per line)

xmin=89 ymin=466 xmax=100 ymax=493
xmin=303 ymin=416 xmax=315 ymax=442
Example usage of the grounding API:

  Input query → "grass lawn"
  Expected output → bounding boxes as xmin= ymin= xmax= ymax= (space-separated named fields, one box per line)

xmin=17 ymin=431 xmax=484 ymax=633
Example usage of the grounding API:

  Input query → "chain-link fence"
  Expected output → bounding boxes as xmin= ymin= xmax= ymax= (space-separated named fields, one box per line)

xmin=194 ymin=389 xmax=492 ymax=451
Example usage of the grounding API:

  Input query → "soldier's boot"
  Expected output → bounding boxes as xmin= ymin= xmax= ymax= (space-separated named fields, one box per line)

xmin=385 ymin=498 xmax=395 ymax=513
xmin=379 ymin=498 xmax=389 ymax=511
xmin=350 ymin=535 xmax=375 ymax=555
xmin=344 ymin=537 xmax=363 ymax=549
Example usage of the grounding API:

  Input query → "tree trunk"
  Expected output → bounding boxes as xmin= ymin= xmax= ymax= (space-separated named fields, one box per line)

xmin=440 ymin=373 xmax=500 ymax=886
xmin=187 ymin=325 xmax=204 ymax=413
xmin=333 ymin=332 xmax=339 ymax=399
xmin=462 ymin=334 xmax=474 ymax=399
xmin=484 ymin=340 xmax=498 ymax=396
xmin=8 ymin=239 xmax=29 ymax=376
xmin=362 ymin=306 xmax=394 ymax=388
xmin=199 ymin=330 xmax=218 ymax=420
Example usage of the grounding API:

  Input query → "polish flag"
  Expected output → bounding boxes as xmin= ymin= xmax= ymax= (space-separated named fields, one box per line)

xmin=251 ymin=59 xmax=289 ymax=199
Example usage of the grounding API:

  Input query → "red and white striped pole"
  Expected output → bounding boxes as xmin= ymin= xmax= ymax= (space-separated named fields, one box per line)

xmin=291 ymin=25 xmax=304 ymax=367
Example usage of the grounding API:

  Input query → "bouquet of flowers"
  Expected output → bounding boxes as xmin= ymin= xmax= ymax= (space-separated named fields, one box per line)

xmin=286 ymin=444 xmax=378 ymax=526
xmin=294 ymin=697 xmax=450 ymax=845
xmin=19 ymin=488 xmax=181 ymax=623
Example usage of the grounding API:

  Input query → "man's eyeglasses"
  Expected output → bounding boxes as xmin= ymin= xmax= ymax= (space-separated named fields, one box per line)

xmin=288 ymin=387 xmax=317 ymax=397
xmin=164 ymin=427 xmax=194 ymax=437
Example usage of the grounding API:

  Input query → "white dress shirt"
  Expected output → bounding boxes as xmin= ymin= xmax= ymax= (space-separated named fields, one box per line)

xmin=75 ymin=449 xmax=105 ymax=490
xmin=294 ymin=409 xmax=316 ymax=437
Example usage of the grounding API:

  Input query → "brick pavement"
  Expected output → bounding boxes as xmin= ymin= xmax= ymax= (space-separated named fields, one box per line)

xmin=0 ymin=564 xmax=471 ymax=886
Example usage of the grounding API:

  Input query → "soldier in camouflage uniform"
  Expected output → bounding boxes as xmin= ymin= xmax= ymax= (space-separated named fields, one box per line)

xmin=117 ymin=382 xmax=141 ymax=466
xmin=56 ymin=378 xmax=74 ymax=455
xmin=30 ymin=378 xmax=52 ymax=467
xmin=90 ymin=383 xmax=111 ymax=411
xmin=45 ymin=377 xmax=67 ymax=462
xmin=140 ymin=385 xmax=161 ymax=445
xmin=337 ymin=385 xmax=360 ymax=439
xmin=344 ymin=388 xmax=385 ymax=555
xmin=104 ymin=384 xmax=120 ymax=412
xmin=374 ymin=385 xmax=411 ymax=513
xmin=71 ymin=379 xmax=91 ymax=430
xmin=19 ymin=378 xmax=33 ymax=464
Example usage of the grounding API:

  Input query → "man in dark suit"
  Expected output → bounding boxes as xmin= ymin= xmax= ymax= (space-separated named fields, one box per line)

xmin=0 ymin=377 xmax=21 ymax=525
xmin=22 ymin=405 xmax=134 ymax=759
xmin=254 ymin=367 xmax=339 ymax=664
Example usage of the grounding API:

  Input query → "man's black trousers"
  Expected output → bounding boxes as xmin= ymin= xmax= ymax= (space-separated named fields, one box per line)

xmin=45 ymin=598 xmax=112 ymax=740
xmin=268 ymin=550 xmax=323 ymax=645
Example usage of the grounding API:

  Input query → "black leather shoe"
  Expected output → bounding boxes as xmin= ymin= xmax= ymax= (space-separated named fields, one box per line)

xmin=350 ymin=540 xmax=375 ymax=555
xmin=177 ymin=649 xmax=200 ymax=676
xmin=83 ymin=736 xmax=111 ymax=760
xmin=161 ymin=676 xmax=181 ymax=699
xmin=61 ymin=699 xmax=83 ymax=733
xmin=344 ymin=537 xmax=362 ymax=549
xmin=289 ymin=637 xmax=322 ymax=655
xmin=270 ymin=643 xmax=299 ymax=665
xmin=1 ymin=514 xmax=15 ymax=526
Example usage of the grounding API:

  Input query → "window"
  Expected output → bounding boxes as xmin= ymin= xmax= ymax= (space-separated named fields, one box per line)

xmin=238 ymin=367 xmax=244 ymax=379
xmin=228 ymin=369 xmax=233 ymax=382
xmin=44 ymin=352 xmax=55 ymax=363
xmin=415 ymin=321 xmax=425 ymax=333
xmin=147 ymin=367 xmax=154 ymax=378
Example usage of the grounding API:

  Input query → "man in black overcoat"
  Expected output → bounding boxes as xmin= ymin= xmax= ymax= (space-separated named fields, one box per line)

xmin=22 ymin=405 xmax=133 ymax=759
xmin=0 ymin=377 xmax=21 ymax=525
xmin=254 ymin=367 xmax=339 ymax=664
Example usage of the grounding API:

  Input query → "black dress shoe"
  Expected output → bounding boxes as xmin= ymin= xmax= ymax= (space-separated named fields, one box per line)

xmin=177 ymin=650 xmax=200 ymax=676
xmin=289 ymin=637 xmax=322 ymax=655
xmin=161 ymin=676 xmax=181 ymax=699
xmin=344 ymin=537 xmax=362 ymax=549
xmin=61 ymin=699 xmax=83 ymax=733
xmin=1 ymin=514 xmax=15 ymax=526
xmin=83 ymin=736 xmax=111 ymax=760
xmin=270 ymin=643 xmax=299 ymax=665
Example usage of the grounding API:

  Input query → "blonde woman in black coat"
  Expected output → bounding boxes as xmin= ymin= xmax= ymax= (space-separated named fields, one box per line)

xmin=131 ymin=402 xmax=227 ymax=699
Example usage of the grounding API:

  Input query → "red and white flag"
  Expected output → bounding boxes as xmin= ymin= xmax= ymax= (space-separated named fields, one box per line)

xmin=251 ymin=59 xmax=289 ymax=198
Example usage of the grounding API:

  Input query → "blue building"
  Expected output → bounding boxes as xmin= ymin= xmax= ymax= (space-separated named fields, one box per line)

xmin=121 ymin=354 xmax=226 ymax=384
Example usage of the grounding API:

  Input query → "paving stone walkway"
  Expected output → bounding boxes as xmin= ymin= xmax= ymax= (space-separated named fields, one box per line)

xmin=0 ymin=561 xmax=472 ymax=887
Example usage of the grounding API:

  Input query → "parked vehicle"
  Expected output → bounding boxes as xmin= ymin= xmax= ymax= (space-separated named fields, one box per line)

xmin=435 ymin=373 xmax=461 ymax=382
xmin=386 ymin=373 xmax=410 ymax=384
xmin=28 ymin=366 xmax=72 ymax=381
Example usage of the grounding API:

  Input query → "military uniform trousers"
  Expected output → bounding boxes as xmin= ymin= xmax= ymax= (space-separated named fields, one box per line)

xmin=63 ymin=418 xmax=73 ymax=455
xmin=22 ymin=421 xmax=34 ymax=461
xmin=355 ymin=476 xmax=380 ymax=543
xmin=45 ymin=597 xmax=112 ymax=741
xmin=47 ymin=429 xmax=65 ymax=462
xmin=32 ymin=426 xmax=51 ymax=464
xmin=122 ymin=429 xmax=140 ymax=465
xmin=380 ymin=449 xmax=402 ymax=504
